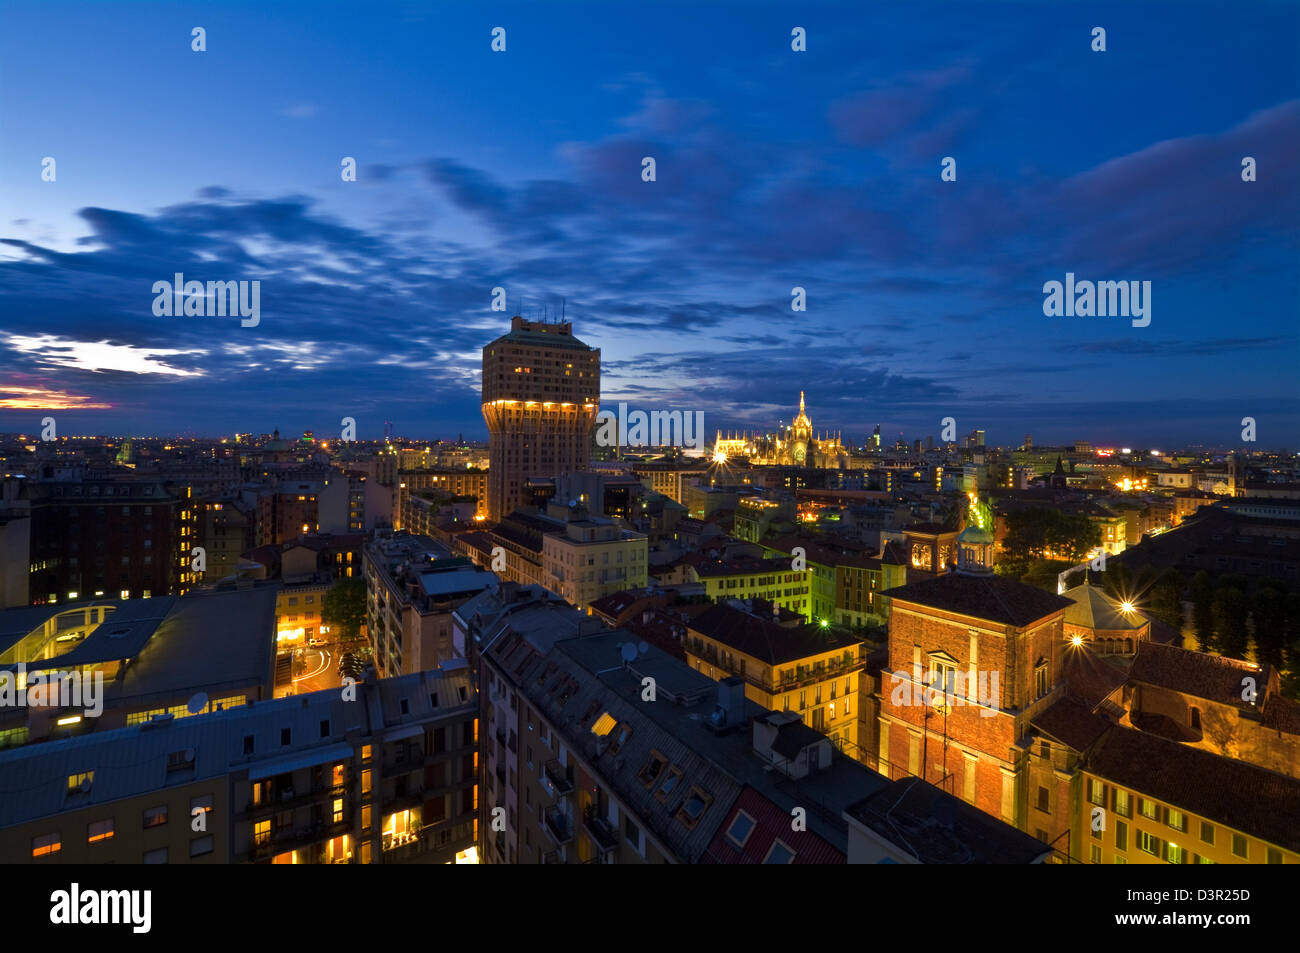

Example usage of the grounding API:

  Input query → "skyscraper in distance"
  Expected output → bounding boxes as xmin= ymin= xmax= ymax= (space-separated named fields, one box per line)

xmin=481 ymin=316 xmax=600 ymax=521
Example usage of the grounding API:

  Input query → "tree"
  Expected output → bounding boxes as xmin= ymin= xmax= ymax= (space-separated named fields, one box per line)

xmin=1148 ymin=568 xmax=1185 ymax=629
xmin=322 ymin=577 xmax=367 ymax=643
xmin=1251 ymin=583 xmax=1288 ymax=670
xmin=1211 ymin=587 xmax=1248 ymax=660
xmin=1002 ymin=508 xmax=1100 ymax=562
xmin=1190 ymin=571 xmax=1215 ymax=652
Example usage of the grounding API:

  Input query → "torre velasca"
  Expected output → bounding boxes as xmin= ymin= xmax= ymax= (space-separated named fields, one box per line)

xmin=481 ymin=316 xmax=600 ymax=521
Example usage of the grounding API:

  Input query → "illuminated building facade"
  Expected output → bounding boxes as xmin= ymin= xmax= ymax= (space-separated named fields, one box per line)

xmin=482 ymin=317 xmax=600 ymax=522
xmin=713 ymin=392 xmax=846 ymax=468
xmin=0 ymin=669 xmax=478 ymax=865
xmin=684 ymin=601 xmax=867 ymax=760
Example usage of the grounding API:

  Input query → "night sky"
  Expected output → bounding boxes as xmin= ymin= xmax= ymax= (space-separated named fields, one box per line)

xmin=1 ymin=1 xmax=1297 ymax=447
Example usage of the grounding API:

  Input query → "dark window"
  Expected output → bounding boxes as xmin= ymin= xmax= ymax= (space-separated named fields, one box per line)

xmin=280 ymin=728 xmax=291 ymax=746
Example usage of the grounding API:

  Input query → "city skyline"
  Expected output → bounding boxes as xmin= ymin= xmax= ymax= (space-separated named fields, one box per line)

xmin=2 ymin=2 xmax=1298 ymax=445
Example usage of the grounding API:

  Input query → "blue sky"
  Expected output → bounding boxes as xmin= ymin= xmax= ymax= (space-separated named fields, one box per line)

xmin=1 ymin=0 xmax=1297 ymax=447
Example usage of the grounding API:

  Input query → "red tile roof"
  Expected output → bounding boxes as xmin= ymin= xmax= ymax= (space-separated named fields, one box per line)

xmin=883 ymin=574 xmax=1072 ymax=628
xmin=1086 ymin=726 xmax=1300 ymax=853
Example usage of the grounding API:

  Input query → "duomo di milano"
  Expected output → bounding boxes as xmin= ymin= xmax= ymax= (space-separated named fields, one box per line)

xmin=713 ymin=392 xmax=848 ymax=467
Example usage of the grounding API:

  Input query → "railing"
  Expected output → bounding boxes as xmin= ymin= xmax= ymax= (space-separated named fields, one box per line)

xmin=543 ymin=808 xmax=573 ymax=845
xmin=581 ymin=806 xmax=618 ymax=852
xmin=243 ymin=782 xmax=347 ymax=816
xmin=247 ymin=818 xmax=350 ymax=860
xmin=543 ymin=759 xmax=574 ymax=795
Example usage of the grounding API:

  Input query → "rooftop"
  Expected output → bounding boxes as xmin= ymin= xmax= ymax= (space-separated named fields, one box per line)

xmin=1085 ymin=725 xmax=1300 ymax=854
xmin=883 ymin=573 xmax=1073 ymax=628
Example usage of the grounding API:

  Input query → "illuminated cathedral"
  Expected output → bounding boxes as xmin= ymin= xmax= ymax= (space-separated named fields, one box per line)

xmin=713 ymin=392 xmax=846 ymax=467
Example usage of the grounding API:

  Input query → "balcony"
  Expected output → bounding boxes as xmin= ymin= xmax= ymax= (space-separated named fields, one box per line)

xmin=248 ymin=818 xmax=351 ymax=861
xmin=581 ymin=806 xmax=618 ymax=854
xmin=543 ymin=808 xmax=573 ymax=845
xmin=243 ymin=782 xmax=347 ymax=816
xmin=543 ymin=759 xmax=573 ymax=796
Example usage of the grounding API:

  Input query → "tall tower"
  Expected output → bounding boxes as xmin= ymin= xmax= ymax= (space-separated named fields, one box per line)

xmin=482 ymin=316 xmax=600 ymax=521
xmin=790 ymin=391 xmax=812 ymax=464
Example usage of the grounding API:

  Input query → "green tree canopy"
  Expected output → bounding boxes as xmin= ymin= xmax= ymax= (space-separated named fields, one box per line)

xmin=322 ymin=577 xmax=367 ymax=642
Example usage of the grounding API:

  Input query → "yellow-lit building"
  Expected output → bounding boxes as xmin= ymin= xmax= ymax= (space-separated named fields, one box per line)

xmin=275 ymin=578 xmax=331 ymax=647
xmin=689 ymin=556 xmax=811 ymax=619
xmin=1078 ymin=726 xmax=1298 ymax=864
xmin=684 ymin=601 xmax=867 ymax=759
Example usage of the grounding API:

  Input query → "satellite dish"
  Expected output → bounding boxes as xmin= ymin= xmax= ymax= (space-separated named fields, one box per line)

xmin=79 ymin=777 xmax=92 ymax=793
xmin=187 ymin=692 xmax=208 ymax=715
xmin=620 ymin=642 xmax=638 ymax=663
xmin=184 ymin=747 xmax=196 ymax=763
xmin=637 ymin=641 xmax=649 ymax=657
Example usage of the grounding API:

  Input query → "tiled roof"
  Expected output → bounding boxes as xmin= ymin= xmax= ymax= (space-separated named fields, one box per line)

xmin=1085 ymin=726 xmax=1300 ymax=853
xmin=883 ymin=574 xmax=1072 ymax=628
xmin=845 ymin=777 xmax=1050 ymax=864
xmin=701 ymin=785 xmax=845 ymax=864
xmin=1262 ymin=694 xmax=1300 ymax=735
xmin=1059 ymin=644 xmax=1128 ymax=709
xmin=1030 ymin=696 xmax=1114 ymax=752
xmin=1128 ymin=642 xmax=1264 ymax=709
xmin=1062 ymin=583 xmax=1145 ymax=631
xmin=687 ymin=603 xmax=860 ymax=665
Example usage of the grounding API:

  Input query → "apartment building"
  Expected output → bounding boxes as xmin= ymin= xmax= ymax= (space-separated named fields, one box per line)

xmin=476 ymin=599 xmax=1041 ymax=864
xmin=684 ymin=600 xmax=867 ymax=759
xmin=688 ymin=555 xmax=811 ymax=619
xmin=0 ymin=669 xmax=479 ymax=865
xmin=364 ymin=532 xmax=496 ymax=676
xmin=0 ymin=586 xmax=278 ymax=750
xmin=1079 ymin=727 xmax=1298 ymax=864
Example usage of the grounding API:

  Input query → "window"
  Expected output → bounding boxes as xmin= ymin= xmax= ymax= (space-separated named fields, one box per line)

xmin=1087 ymin=779 xmax=1105 ymax=806
xmin=1167 ymin=809 xmax=1187 ymax=833
xmin=640 ymin=751 xmax=666 ymax=786
xmin=676 ymin=787 xmax=712 ymax=828
xmin=1267 ymin=848 xmax=1282 ymax=864
xmin=32 ymin=833 xmax=60 ymax=858
xmin=1115 ymin=789 xmax=1131 ymax=818
xmin=243 ymin=735 xmax=255 ymax=755
xmin=656 ymin=767 xmax=682 ymax=801
xmin=1036 ymin=786 xmax=1049 ymax=813
xmin=1115 ymin=820 xmax=1127 ymax=851
xmin=726 ymin=811 xmax=757 ymax=849
xmin=624 ymin=816 xmax=642 ymax=851
xmin=319 ymin=720 xmax=330 ymax=738
xmin=1232 ymin=834 xmax=1248 ymax=859
xmin=1165 ymin=842 xmax=1185 ymax=864
xmin=67 ymin=771 xmax=93 ymax=794
xmin=142 ymin=847 xmax=167 ymax=864
xmin=190 ymin=836 xmax=214 ymax=857
xmin=254 ymin=820 xmax=271 ymax=846
xmin=763 ymin=839 xmax=796 ymax=864
xmin=1090 ymin=845 xmax=1102 ymax=864
xmin=280 ymin=728 xmax=292 ymax=746
xmin=143 ymin=806 xmax=167 ymax=829
xmin=1200 ymin=821 xmax=1214 ymax=845
xmin=1137 ymin=831 xmax=1160 ymax=856
xmin=1139 ymin=797 xmax=1159 ymax=820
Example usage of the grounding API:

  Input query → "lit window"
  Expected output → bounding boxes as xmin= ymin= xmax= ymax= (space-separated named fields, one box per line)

xmin=32 ymin=833 xmax=60 ymax=857
xmin=87 ymin=819 xmax=114 ymax=843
